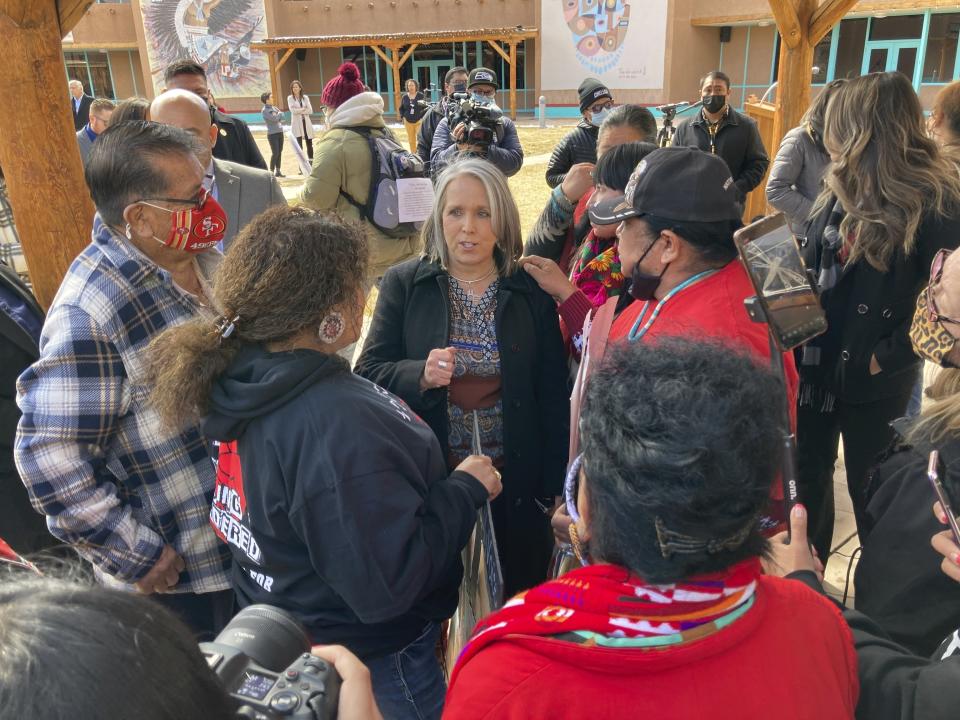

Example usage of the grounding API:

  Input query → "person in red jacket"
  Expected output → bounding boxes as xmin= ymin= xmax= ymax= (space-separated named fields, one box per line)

xmin=444 ymin=338 xmax=858 ymax=720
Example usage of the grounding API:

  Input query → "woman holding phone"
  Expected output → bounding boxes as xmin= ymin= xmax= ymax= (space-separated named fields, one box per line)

xmin=287 ymin=80 xmax=315 ymax=164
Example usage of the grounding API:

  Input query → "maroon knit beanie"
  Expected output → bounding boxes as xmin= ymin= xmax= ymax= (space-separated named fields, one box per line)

xmin=321 ymin=62 xmax=365 ymax=108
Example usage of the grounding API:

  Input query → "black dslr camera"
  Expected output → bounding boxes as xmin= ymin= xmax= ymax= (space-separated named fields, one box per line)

xmin=451 ymin=97 xmax=504 ymax=148
xmin=201 ymin=605 xmax=340 ymax=719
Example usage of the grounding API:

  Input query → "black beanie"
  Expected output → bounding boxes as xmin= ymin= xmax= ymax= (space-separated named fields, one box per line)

xmin=578 ymin=78 xmax=612 ymax=113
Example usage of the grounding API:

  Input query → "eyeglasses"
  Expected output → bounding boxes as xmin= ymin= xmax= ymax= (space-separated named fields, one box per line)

xmin=138 ymin=188 xmax=210 ymax=212
xmin=927 ymin=249 xmax=960 ymax=326
xmin=471 ymin=88 xmax=496 ymax=98
xmin=589 ymin=101 xmax=614 ymax=113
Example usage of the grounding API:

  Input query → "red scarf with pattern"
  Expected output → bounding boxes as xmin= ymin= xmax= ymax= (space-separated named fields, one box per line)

xmin=450 ymin=559 xmax=761 ymax=684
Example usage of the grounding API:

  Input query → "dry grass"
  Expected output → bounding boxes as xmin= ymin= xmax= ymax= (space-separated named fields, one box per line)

xmin=256 ymin=123 xmax=576 ymax=237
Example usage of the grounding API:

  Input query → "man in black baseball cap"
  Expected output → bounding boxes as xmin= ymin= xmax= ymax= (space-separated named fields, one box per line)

xmin=544 ymin=78 xmax=615 ymax=188
xmin=430 ymin=67 xmax=525 ymax=177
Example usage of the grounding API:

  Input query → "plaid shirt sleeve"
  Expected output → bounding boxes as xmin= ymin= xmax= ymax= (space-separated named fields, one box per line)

xmin=15 ymin=301 xmax=164 ymax=581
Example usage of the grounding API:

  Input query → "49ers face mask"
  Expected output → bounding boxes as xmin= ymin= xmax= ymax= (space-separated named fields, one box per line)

xmin=137 ymin=188 xmax=228 ymax=252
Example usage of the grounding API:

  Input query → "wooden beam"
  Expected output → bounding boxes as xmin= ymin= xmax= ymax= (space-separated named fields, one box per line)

xmin=771 ymin=0 xmax=817 ymax=153
xmin=267 ymin=50 xmax=280 ymax=113
xmin=486 ymin=39 xmax=510 ymax=64
xmin=254 ymin=27 xmax=539 ymax=51
xmin=397 ymin=43 xmax=418 ymax=69
xmin=275 ymin=47 xmax=296 ymax=74
xmin=809 ymin=0 xmax=859 ymax=45
xmin=0 ymin=0 xmax=95 ymax=308
xmin=389 ymin=46 xmax=403 ymax=121
xmin=369 ymin=44 xmax=394 ymax=68
xmin=57 ymin=0 xmax=93 ymax=34
xmin=508 ymin=42 xmax=517 ymax=120
xmin=768 ymin=0 xmax=803 ymax=49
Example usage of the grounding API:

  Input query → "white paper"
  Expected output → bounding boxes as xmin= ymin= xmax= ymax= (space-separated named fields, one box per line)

xmin=396 ymin=178 xmax=435 ymax=223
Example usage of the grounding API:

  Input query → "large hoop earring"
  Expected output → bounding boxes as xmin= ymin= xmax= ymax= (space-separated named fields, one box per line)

xmin=319 ymin=311 xmax=345 ymax=344
xmin=569 ymin=522 xmax=590 ymax=567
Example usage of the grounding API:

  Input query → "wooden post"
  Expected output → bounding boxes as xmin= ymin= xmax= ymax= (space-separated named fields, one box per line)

xmin=0 ymin=0 xmax=95 ymax=308
xmin=390 ymin=46 xmax=403 ymax=120
xmin=768 ymin=0 xmax=857 ymax=156
xmin=508 ymin=42 xmax=518 ymax=120
xmin=268 ymin=50 xmax=280 ymax=112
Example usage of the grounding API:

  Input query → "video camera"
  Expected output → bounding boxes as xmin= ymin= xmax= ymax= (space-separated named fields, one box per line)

xmin=201 ymin=605 xmax=340 ymax=720
xmin=450 ymin=97 xmax=504 ymax=148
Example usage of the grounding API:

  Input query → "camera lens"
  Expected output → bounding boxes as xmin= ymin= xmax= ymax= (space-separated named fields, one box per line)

xmin=213 ymin=604 xmax=312 ymax=671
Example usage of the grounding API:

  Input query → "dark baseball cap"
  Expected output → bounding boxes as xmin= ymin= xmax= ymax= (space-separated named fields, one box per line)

xmin=468 ymin=67 xmax=498 ymax=89
xmin=588 ymin=146 xmax=742 ymax=225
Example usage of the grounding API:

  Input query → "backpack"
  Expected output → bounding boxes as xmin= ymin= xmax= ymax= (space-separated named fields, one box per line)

xmin=340 ymin=126 xmax=427 ymax=238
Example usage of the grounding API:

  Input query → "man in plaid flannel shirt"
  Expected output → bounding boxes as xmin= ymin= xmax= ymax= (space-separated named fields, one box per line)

xmin=14 ymin=122 xmax=232 ymax=635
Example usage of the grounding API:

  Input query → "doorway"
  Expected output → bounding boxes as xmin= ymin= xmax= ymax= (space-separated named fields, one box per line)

xmin=861 ymin=40 xmax=922 ymax=85
xmin=412 ymin=60 xmax=453 ymax=102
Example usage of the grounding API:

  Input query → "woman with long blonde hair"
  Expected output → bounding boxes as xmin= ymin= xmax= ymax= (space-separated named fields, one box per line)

xmin=797 ymin=71 xmax=960 ymax=560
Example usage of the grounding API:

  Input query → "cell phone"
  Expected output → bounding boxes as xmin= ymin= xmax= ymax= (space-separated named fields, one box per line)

xmin=928 ymin=450 xmax=960 ymax=546
xmin=735 ymin=214 xmax=827 ymax=351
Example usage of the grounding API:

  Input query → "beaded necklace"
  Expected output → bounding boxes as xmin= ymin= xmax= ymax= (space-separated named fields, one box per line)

xmin=627 ymin=269 xmax=719 ymax=342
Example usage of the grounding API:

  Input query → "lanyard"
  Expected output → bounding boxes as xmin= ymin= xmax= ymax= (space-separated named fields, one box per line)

xmin=627 ymin=269 xmax=719 ymax=342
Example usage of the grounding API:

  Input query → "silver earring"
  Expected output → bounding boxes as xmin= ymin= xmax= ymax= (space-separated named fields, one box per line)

xmin=319 ymin=311 xmax=345 ymax=344
xmin=125 ymin=223 xmax=133 ymax=240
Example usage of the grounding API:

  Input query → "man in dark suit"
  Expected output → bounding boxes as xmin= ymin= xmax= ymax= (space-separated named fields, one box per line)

xmin=69 ymin=80 xmax=94 ymax=132
xmin=150 ymin=89 xmax=285 ymax=251
xmin=163 ymin=61 xmax=267 ymax=170
xmin=0 ymin=261 xmax=56 ymax=554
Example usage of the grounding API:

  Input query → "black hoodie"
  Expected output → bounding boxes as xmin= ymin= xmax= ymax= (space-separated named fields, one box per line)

xmin=202 ymin=345 xmax=487 ymax=660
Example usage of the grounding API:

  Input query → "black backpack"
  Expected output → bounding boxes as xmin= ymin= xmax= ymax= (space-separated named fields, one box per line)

xmin=340 ymin=126 xmax=427 ymax=239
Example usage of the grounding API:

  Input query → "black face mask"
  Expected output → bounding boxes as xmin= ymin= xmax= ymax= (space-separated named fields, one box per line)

xmin=703 ymin=94 xmax=726 ymax=114
xmin=628 ymin=235 xmax=666 ymax=301
xmin=451 ymin=81 xmax=467 ymax=95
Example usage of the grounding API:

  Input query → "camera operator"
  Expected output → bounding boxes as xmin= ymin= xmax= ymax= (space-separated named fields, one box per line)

xmin=430 ymin=68 xmax=524 ymax=178
xmin=416 ymin=67 xmax=468 ymax=172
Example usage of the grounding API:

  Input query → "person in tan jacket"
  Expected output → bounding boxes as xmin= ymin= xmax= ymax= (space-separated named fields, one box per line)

xmin=298 ymin=63 xmax=418 ymax=290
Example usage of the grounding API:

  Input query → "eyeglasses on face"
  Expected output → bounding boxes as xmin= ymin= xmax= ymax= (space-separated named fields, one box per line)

xmin=589 ymin=101 xmax=614 ymax=113
xmin=138 ymin=188 xmax=210 ymax=212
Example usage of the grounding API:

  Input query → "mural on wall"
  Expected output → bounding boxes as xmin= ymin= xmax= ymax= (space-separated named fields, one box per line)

xmin=141 ymin=0 xmax=268 ymax=98
xmin=541 ymin=0 xmax=667 ymax=90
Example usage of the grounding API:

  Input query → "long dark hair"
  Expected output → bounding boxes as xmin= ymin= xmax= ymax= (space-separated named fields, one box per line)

xmin=148 ymin=206 xmax=369 ymax=428
xmin=569 ymin=141 xmax=658 ymax=260
xmin=0 ymin=575 xmax=235 ymax=719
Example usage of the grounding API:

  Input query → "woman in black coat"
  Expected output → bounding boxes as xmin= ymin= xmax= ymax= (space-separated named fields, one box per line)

xmin=356 ymin=158 xmax=570 ymax=596
xmin=798 ymin=72 xmax=960 ymax=559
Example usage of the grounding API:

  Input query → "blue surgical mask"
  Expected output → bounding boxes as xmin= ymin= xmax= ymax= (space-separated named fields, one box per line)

xmin=471 ymin=92 xmax=493 ymax=105
xmin=590 ymin=107 xmax=611 ymax=127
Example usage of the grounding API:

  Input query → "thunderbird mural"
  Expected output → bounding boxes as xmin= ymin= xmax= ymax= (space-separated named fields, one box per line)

xmin=141 ymin=0 xmax=268 ymax=98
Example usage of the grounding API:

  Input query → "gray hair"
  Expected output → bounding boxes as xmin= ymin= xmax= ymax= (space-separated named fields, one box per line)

xmin=421 ymin=158 xmax=522 ymax=276
xmin=68 ymin=80 xmax=83 ymax=89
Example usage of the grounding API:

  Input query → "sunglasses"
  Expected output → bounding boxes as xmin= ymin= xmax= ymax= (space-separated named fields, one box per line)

xmin=927 ymin=249 xmax=960 ymax=326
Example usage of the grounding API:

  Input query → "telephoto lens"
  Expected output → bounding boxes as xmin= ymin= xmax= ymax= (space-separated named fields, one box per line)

xmin=201 ymin=605 xmax=341 ymax=719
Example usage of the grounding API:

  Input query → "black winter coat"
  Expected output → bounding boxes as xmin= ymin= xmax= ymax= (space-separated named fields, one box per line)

xmin=856 ymin=419 xmax=960 ymax=656
xmin=790 ymin=571 xmax=960 ymax=720
xmin=802 ymin=199 xmax=960 ymax=402
xmin=212 ymin=109 xmax=267 ymax=170
xmin=0 ymin=262 xmax=56 ymax=554
xmin=355 ymin=258 xmax=570 ymax=593
xmin=545 ymin=120 xmax=599 ymax=188
xmin=672 ymin=107 xmax=769 ymax=198
xmin=416 ymin=103 xmax=446 ymax=171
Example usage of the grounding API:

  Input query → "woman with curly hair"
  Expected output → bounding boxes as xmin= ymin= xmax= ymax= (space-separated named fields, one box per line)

xmin=147 ymin=205 xmax=501 ymax=720
xmin=799 ymin=71 xmax=960 ymax=559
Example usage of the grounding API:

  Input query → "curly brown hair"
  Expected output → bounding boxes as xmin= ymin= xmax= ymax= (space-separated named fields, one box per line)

xmin=147 ymin=205 xmax=369 ymax=428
